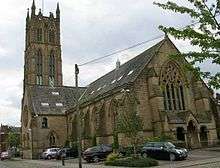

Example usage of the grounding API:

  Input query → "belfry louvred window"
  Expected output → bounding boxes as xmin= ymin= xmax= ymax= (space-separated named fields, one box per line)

xmin=36 ymin=28 xmax=43 ymax=42
xmin=161 ymin=62 xmax=185 ymax=111
xmin=36 ymin=49 xmax=43 ymax=85
xmin=49 ymin=50 xmax=55 ymax=86
xmin=49 ymin=29 xmax=55 ymax=43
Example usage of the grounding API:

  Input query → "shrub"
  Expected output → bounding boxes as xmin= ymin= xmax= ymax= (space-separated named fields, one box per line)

xmin=105 ymin=157 xmax=158 ymax=167
xmin=145 ymin=135 xmax=173 ymax=143
xmin=106 ymin=153 xmax=120 ymax=162
xmin=119 ymin=146 xmax=143 ymax=157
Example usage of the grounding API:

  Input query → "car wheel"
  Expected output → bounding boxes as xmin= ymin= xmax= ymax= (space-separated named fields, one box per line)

xmin=93 ymin=156 xmax=99 ymax=163
xmin=142 ymin=153 xmax=148 ymax=158
xmin=47 ymin=155 xmax=52 ymax=160
xmin=169 ymin=153 xmax=176 ymax=161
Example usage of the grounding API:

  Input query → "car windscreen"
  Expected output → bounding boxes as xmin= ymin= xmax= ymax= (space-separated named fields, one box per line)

xmin=85 ymin=146 xmax=100 ymax=152
xmin=143 ymin=143 xmax=154 ymax=147
xmin=165 ymin=142 xmax=175 ymax=149
xmin=153 ymin=143 xmax=164 ymax=148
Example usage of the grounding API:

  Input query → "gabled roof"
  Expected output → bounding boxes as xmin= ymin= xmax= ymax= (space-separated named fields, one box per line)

xmin=28 ymin=85 xmax=86 ymax=115
xmin=81 ymin=38 xmax=167 ymax=104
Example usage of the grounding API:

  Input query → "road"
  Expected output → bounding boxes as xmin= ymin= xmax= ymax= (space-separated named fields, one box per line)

xmin=1 ymin=147 xmax=220 ymax=168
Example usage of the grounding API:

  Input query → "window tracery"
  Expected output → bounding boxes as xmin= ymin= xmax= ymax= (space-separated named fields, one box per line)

xmin=161 ymin=62 xmax=185 ymax=111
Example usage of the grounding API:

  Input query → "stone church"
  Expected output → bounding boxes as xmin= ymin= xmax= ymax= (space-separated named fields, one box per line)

xmin=21 ymin=1 xmax=219 ymax=159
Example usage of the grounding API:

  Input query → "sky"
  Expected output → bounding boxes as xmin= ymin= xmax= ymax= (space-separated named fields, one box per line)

xmin=0 ymin=0 xmax=219 ymax=126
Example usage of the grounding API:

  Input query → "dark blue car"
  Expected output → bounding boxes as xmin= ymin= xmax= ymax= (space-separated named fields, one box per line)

xmin=141 ymin=142 xmax=188 ymax=160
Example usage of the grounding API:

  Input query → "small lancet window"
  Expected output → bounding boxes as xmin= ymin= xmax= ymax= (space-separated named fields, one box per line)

xmin=42 ymin=117 xmax=48 ymax=128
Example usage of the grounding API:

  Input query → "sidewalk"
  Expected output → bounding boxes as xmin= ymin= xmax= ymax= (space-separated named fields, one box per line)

xmin=154 ymin=157 xmax=220 ymax=168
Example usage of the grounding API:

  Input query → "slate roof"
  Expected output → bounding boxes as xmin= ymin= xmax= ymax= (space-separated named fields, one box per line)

xmin=81 ymin=38 xmax=166 ymax=104
xmin=28 ymin=85 xmax=86 ymax=115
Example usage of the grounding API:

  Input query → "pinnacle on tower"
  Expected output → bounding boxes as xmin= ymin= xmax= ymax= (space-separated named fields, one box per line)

xmin=26 ymin=8 xmax=30 ymax=20
xmin=56 ymin=2 xmax=60 ymax=19
xmin=31 ymin=0 xmax=36 ymax=17
xmin=39 ymin=9 xmax=42 ymax=15
xmin=116 ymin=58 xmax=121 ymax=70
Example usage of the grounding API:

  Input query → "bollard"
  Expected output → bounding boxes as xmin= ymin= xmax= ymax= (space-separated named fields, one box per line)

xmin=61 ymin=156 xmax=65 ymax=166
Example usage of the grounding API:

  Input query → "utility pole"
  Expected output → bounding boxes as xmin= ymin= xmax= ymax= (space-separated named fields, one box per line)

xmin=42 ymin=0 xmax=44 ymax=14
xmin=75 ymin=64 xmax=82 ymax=168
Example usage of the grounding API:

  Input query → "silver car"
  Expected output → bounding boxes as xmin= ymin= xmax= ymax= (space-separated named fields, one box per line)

xmin=1 ymin=151 xmax=11 ymax=160
xmin=41 ymin=148 xmax=60 ymax=160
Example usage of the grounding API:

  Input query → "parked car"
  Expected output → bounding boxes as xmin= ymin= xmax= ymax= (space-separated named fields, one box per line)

xmin=41 ymin=148 xmax=60 ymax=160
xmin=83 ymin=144 xmax=112 ymax=163
xmin=56 ymin=147 xmax=78 ymax=160
xmin=141 ymin=142 xmax=188 ymax=160
xmin=1 ymin=151 xmax=11 ymax=160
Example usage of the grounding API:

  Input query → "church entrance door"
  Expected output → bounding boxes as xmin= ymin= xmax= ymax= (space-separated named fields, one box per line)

xmin=187 ymin=120 xmax=200 ymax=149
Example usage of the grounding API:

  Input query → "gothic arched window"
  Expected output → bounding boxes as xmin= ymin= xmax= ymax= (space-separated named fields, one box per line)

xmin=83 ymin=111 xmax=90 ymax=138
xmin=161 ymin=62 xmax=186 ymax=111
xmin=49 ymin=30 xmax=55 ymax=43
xmin=36 ymin=28 xmax=43 ymax=42
xmin=42 ymin=117 xmax=48 ymax=128
xmin=36 ymin=49 xmax=43 ymax=85
xmin=49 ymin=134 xmax=56 ymax=147
xmin=49 ymin=51 xmax=55 ymax=86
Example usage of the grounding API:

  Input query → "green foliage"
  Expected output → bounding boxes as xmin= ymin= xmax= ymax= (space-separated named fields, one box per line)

xmin=92 ymin=135 xmax=97 ymax=146
xmin=105 ymin=157 xmax=159 ymax=167
xmin=7 ymin=132 xmax=20 ymax=148
xmin=145 ymin=135 xmax=173 ymax=143
xmin=154 ymin=0 xmax=220 ymax=89
xmin=112 ymin=133 xmax=119 ymax=150
xmin=119 ymin=146 xmax=143 ymax=157
xmin=106 ymin=153 xmax=120 ymax=162
xmin=64 ymin=140 xmax=70 ymax=147
xmin=116 ymin=97 xmax=143 ymax=155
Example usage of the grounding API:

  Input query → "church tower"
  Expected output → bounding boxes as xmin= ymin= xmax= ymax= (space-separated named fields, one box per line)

xmin=24 ymin=0 xmax=62 ymax=87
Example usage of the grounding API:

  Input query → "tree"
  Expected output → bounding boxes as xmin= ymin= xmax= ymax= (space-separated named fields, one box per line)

xmin=117 ymin=91 xmax=143 ymax=156
xmin=154 ymin=0 xmax=220 ymax=89
xmin=7 ymin=132 xmax=20 ymax=148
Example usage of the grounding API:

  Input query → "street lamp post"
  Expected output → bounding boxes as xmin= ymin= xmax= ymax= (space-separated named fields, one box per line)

xmin=28 ymin=128 xmax=33 ymax=159
xmin=75 ymin=64 xmax=82 ymax=168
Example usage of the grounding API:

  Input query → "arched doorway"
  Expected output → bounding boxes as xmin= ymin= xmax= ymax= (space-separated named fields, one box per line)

xmin=187 ymin=120 xmax=200 ymax=149
xmin=200 ymin=126 xmax=208 ymax=147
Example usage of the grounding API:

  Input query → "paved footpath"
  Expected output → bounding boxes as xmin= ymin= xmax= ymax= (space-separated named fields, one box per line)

xmin=1 ymin=157 xmax=220 ymax=168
